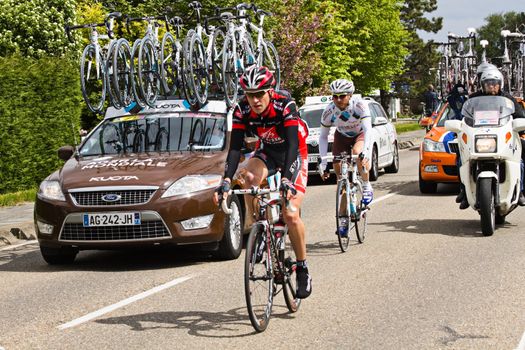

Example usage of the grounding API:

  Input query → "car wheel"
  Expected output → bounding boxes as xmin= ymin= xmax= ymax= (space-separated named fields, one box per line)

xmin=369 ymin=146 xmax=379 ymax=181
xmin=215 ymin=194 xmax=243 ymax=260
xmin=419 ymin=166 xmax=437 ymax=193
xmin=40 ymin=246 xmax=78 ymax=265
xmin=384 ymin=143 xmax=399 ymax=173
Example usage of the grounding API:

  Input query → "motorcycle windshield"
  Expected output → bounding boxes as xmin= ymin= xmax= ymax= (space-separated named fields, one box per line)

xmin=462 ymin=96 xmax=515 ymax=127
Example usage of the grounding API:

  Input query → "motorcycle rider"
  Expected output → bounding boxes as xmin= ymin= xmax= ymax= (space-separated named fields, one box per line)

xmin=456 ymin=67 xmax=525 ymax=209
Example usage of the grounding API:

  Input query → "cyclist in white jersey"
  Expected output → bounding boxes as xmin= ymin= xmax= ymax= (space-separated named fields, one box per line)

xmin=319 ymin=79 xmax=373 ymax=206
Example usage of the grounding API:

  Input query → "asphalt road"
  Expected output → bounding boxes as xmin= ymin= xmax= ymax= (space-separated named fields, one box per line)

xmin=1 ymin=144 xmax=525 ymax=349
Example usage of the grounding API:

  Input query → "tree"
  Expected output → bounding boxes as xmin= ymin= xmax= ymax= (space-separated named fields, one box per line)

xmin=308 ymin=0 xmax=409 ymax=96
xmin=270 ymin=0 xmax=322 ymax=103
xmin=397 ymin=0 xmax=443 ymax=97
xmin=0 ymin=0 xmax=77 ymax=58
xmin=477 ymin=11 xmax=525 ymax=66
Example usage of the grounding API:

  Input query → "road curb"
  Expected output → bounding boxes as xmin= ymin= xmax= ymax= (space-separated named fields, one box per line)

xmin=0 ymin=222 xmax=35 ymax=247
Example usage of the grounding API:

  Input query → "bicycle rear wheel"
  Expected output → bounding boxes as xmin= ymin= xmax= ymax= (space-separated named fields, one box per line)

xmin=282 ymin=230 xmax=301 ymax=313
xmin=138 ymin=37 xmax=160 ymax=108
xmin=245 ymin=224 xmax=273 ymax=332
xmin=335 ymin=179 xmax=351 ymax=252
xmin=80 ymin=44 xmax=106 ymax=113
xmin=353 ymin=181 xmax=368 ymax=243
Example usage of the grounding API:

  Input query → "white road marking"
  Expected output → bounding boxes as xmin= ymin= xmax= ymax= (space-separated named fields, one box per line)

xmin=516 ymin=331 xmax=525 ymax=350
xmin=369 ymin=193 xmax=396 ymax=206
xmin=0 ymin=240 xmax=37 ymax=251
xmin=58 ymin=275 xmax=194 ymax=330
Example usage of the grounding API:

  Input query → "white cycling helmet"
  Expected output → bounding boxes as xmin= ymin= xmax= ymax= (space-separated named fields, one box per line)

xmin=480 ymin=67 xmax=504 ymax=92
xmin=330 ymin=79 xmax=355 ymax=94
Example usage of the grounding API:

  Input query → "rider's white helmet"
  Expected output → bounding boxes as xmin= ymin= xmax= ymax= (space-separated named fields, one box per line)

xmin=476 ymin=62 xmax=498 ymax=85
xmin=480 ymin=67 xmax=504 ymax=92
xmin=330 ymin=79 xmax=355 ymax=95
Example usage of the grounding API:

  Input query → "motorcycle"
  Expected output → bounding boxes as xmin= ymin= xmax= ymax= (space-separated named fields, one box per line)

xmin=445 ymin=95 xmax=525 ymax=236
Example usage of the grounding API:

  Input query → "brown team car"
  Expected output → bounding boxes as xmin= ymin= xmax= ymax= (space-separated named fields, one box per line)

xmin=34 ymin=99 xmax=251 ymax=264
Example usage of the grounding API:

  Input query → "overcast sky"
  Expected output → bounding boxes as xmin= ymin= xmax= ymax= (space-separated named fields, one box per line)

xmin=418 ymin=0 xmax=524 ymax=42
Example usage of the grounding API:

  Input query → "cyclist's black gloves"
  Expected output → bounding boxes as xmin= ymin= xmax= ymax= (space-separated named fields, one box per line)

xmin=280 ymin=178 xmax=297 ymax=196
xmin=358 ymin=152 xmax=365 ymax=160
xmin=215 ymin=179 xmax=231 ymax=199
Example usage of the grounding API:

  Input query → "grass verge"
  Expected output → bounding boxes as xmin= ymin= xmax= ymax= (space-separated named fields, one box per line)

xmin=0 ymin=189 xmax=37 ymax=206
xmin=395 ymin=122 xmax=421 ymax=134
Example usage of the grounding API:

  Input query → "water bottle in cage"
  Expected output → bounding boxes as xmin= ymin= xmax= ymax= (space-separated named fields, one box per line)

xmin=342 ymin=161 xmax=348 ymax=176
xmin=350 ymin=191 xmax=357 ymax=215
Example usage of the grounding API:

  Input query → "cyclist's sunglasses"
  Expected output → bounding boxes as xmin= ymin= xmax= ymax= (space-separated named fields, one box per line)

xmin=332 ymin=94 xmax=350 ymax=100
xmin=245 ymin=90 xmax=269 ymax=99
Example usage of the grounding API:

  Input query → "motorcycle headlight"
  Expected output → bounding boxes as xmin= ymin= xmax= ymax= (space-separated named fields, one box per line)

xmin=161 ymin=175 xmax=222 ymax=198
xmin=423 ymin=139 xmax=446 ymax=152
xmin=38 ymin=180 xmax=66 ymax=201
xmin=475 ymin=135 xmax=497 ymax=153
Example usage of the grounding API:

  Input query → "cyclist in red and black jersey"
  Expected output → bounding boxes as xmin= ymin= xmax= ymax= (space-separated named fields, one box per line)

xmin=213 ymin=65 xmax=312 ymax=299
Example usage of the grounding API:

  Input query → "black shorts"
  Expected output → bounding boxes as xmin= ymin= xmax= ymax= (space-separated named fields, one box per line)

xmin=253 ymin=148 xmax=308 ymax=193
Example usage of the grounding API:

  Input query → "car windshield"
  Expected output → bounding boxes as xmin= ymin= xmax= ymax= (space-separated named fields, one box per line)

xmin=299 ymin=107 xmax=325 ymax=128
xmin=79 ymin=113 xmax=226 ymax=156
xmin=436 ymin=105 xmax=457 ymax=127
xmin=461 ymin=96 xmax=515 ymax=127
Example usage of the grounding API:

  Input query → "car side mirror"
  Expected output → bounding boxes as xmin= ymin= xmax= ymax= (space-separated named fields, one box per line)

xmin=58 ymin=145 xmax=75 ymax=161
xmin=444 ymin=120 xmax=461 ymax=133
xmin=513 ymin=118 xmax=525 ymax=133
xmin=373 ymin=117 xmax=387 ymax=126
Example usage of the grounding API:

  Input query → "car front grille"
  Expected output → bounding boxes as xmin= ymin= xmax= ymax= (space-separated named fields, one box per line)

xmin=443 ymin=165 xmax=459 ymax=176
xmin=70 ymin=189 xmax=157 ymax=206
xmin=59 ymin=220 xmax=171 ymax=241
xmin=448 ymin=142 xmax=459 ymax=154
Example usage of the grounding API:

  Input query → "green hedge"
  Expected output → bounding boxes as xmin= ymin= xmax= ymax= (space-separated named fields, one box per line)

xmin=0 ymin=55 xmax=82 ymax=194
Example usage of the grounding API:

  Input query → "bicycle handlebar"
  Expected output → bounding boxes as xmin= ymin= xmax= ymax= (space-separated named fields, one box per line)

xmin=220 ymin=187 xmax=296 ymax=214
xmin=255 ymin=8 xmax=272 ymax=17
xmin=125 ymin=14 xmax=170 ymax=35
xmin=65 ymin=22 xmax=106 ymax=43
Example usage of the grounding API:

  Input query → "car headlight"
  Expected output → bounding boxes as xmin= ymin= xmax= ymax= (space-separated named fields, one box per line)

xmin=423 ymin=139 xmax=446 ymax=152
xmin=38 ymin=180 xmax=66 ymax=201
xmin=475 ymin=135 xmax=497 ymax=153
xmin=161 ymin=175 xmax=222 ymax=198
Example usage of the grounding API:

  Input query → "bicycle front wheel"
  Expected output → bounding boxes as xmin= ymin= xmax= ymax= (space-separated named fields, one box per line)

xmin=261 ymin=41 xmax=280 ymax=90
xmin=137 ymin=37 xmax=160 ymax=108
xmin=282 ymin=230 xmax=301 ymax=313
xmin=112 ymin=38 xmax=133 ymax=109
xmin=221 ymin=35 xmax=238 ymax=107
xmin=160 ymin=32 xmax=180 ymax=96
xmin=353 ymin=181 xmax=368 ymax=243
xmin=80 ymin=44 xmax=106 ymax=113
xmin=188 ymin=34 xmax=209 ymax=106
xmin=245 ymin=224 xmax=274 ymax=332
xmin=130 ymin=39 xmax=145 ymax=108
xmin=336 ymin=179 xmax=351 ymax=252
